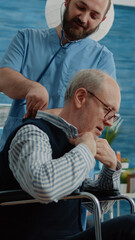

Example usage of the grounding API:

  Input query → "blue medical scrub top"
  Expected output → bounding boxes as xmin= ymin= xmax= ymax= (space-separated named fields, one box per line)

xmin=0 ymin=28 xmax=116 ymax=150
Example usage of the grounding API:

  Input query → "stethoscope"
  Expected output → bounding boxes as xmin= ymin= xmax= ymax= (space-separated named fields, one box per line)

xmin=20 ymin=2 xmax=80 ymax=106
xmin=36 ymin=2 xmax=80 ymax=83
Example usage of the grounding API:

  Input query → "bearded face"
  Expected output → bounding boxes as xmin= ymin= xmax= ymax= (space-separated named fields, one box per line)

xmin=62 ymin=1 xmax=101 ymax=41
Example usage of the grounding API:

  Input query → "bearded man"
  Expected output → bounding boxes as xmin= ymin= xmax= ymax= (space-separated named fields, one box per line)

xmin=0 ymin=0 xmax=115 ymax=149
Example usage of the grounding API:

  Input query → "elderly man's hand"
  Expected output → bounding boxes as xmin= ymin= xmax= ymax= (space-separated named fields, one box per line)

xmin=24 ymin=83 xmax=49 ymax=118
xmin=95 ymin=138 xmax=117 ymax=170
xmin=69 ymin=132 xmax=96 ymax=157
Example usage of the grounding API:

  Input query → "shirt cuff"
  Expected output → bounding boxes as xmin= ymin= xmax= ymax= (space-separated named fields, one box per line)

xmin=98 ymin=160 xmax=122 ymax=190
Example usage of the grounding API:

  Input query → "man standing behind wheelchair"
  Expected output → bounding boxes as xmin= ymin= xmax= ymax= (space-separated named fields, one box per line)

xmin=0 ymin=69 xmax=135 ymax=240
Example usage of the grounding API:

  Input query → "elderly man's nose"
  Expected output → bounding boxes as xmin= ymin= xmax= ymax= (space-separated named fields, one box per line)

xmin=104 ymin=118 xmax=114 ymax=126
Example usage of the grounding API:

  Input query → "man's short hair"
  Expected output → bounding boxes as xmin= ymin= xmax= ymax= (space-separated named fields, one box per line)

xmin=65 ymin=69 xmax=105 ymax=102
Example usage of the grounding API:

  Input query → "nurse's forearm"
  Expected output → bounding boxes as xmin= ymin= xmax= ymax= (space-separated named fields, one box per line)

xmin=0 ymin=67 xmax=41 ymax=99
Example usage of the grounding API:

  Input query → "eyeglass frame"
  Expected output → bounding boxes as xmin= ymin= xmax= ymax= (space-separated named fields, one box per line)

xmin=86 ymin=90 xmax=120 ymax=123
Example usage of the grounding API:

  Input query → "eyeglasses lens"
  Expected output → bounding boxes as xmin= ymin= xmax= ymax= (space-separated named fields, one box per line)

xmin=105 ymin=111 xmax=119 ymax=123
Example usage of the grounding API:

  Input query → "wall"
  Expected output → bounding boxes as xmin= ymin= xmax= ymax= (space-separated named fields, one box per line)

xmin=100 ymin=5 xmax=135 ymax=168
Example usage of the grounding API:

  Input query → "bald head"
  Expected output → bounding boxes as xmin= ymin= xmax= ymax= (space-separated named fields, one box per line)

xmin=65 ymin=69 xmax=104 ymax=102
xmin=98 ymin=72 xmax=121 ymax=113
xmin=65 ymin=69 xmax=119 ymax=99
xmin=64 ymin=68 xmax=121 ymax=113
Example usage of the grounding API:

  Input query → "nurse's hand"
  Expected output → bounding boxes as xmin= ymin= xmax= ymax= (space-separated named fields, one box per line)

xmin=24 ymin=83 xmax=49 ymax=118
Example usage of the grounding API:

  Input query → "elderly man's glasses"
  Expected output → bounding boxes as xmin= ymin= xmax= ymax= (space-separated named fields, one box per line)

xmin=87 ymin=90 xmax=120 ymax=123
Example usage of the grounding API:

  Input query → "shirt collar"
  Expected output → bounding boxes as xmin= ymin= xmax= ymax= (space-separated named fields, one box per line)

xmin=36 ymin=111 xmax=78 ymax=139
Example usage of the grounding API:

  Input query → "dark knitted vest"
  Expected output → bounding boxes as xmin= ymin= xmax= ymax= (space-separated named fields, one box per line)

xmin=0 ymin=118 xmax=83 ymax=240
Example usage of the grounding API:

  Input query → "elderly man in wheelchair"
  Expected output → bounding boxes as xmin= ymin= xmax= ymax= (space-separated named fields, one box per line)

xmin=0 ymin=69 xmax=135 ymax=240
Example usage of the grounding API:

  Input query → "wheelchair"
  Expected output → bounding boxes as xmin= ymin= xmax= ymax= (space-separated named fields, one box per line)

xmin=0 ymin=187 xmax=135 ymax=240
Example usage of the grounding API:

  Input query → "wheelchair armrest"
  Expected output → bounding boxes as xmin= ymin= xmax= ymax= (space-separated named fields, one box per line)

xmin=0 ymin=189 xmax=35 ymax=205
xmin=82 ymin=186 xmax=135 ymax=214
xmin=0 ymin=188 xmax=120 ymax=205
xmin=0 ymin=187 xmax=135 ymax=214
xmin=83 ymin=186 xmax=120 ymax=199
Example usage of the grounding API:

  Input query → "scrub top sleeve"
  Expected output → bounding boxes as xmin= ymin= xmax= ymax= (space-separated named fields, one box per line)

xmin=97 ymin=48 xmax=116 ymax=80
xmin=0 ymin=30 xmax=25 ymax=72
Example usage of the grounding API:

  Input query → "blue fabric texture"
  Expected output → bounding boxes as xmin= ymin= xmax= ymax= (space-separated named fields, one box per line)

xmin=0 ymin=27 xmax=116 ymax=150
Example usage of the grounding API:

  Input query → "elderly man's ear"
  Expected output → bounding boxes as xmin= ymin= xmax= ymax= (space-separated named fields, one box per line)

xmin=74 ymin=88 xmax=88 ymax=109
